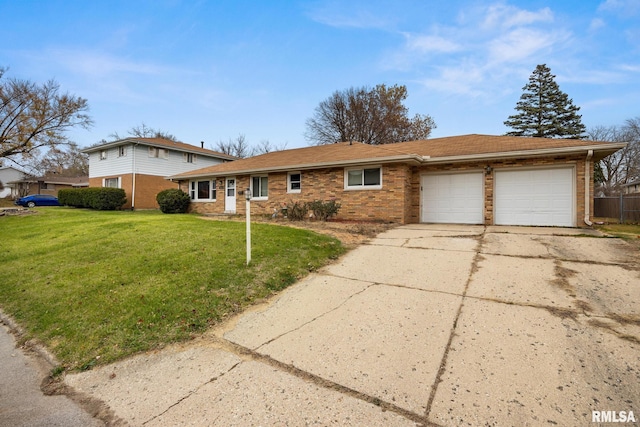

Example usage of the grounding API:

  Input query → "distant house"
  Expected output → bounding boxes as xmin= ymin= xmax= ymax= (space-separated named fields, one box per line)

xmin=8 ymin=174 xmax=88 ymax=198
xmin=0 ymin=166 xmax=27 ymax=198
xmin=623 ymin=179 xmax=640 ymax=194
xmin=169 ymin=134 xmax=625 ymax=227
xmin=82 ymin=138 xmax=236 ymax=209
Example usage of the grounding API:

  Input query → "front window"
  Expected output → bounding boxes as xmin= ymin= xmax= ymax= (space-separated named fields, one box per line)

xmin=184 ymin=153 xmax=196 ymax=163
xmin=99 ymin=150 xmax=108 ymax=160
xmin=345 ymin=167 xmax=382 ymax=189
xmin=149 ymin=147 xmax=169 ymax=159
xmin=190 ymin=180 xmax=217 ymax=200
xmin=288 ymin=172 xmax=301 ymax=193
xmin=252 ymin=176 xmax=268 ymax=199
xmin=118 ymin=146 xmax=126 ymax=157
xmin=104 ymin=177 xmax=119 ymax=188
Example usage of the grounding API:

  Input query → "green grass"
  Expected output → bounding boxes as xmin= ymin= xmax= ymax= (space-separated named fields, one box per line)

xmin=595 ymin=223 xmax=640 ymax=239
xmin=0 ymin=208 xmax=345 ymax=371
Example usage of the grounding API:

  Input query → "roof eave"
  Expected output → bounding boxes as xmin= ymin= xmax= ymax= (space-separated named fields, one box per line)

xmin=81 ymin=139 xmax=236 ymax=160
xmin=167 ymin=154 xmax=424 ymax=180
xmin=423 ymin=143 xmax=627 ymax=165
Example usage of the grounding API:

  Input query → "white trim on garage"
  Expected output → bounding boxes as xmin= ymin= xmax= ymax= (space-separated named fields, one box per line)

xmin=494 ymin=166 xmax=576 ymax=227
xmin=421 ymin=171 xmax=484 ymax=224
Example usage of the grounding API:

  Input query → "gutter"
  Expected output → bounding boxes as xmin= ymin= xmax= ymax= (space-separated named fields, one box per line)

xmin=167 ymin=154 xmax=426 ymax=180
xmin=584 ymin=150 xmax=593 ymax=226
xmin=132 ymin=141 xmax=138 ymax=210
xmin=421 ymin=143 xmax=627 ymax=165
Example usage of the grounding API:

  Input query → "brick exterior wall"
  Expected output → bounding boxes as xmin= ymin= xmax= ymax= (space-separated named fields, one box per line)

xmin=184 ymin=164 xmax=411 ymax=223
xmin=89 ymin=174 xmax=179 ymax=209
xmin=182 ymin=154 xmax=593 ymax=226
xmin=409 ymin=154 xmax=589 ymax=226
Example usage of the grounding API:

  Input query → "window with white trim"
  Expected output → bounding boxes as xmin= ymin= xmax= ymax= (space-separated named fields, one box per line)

xmin=118 ymin=146 xmax=126 ymax=157
xmin=345 ymin=167 xmax=382 ymax=189
xmin=184 ymin=153 xmax=196 ymax=163
xmin=104 ymin=177 xmax=119 ymax=188
xmin=287 ymin=172 xmax=301 ymax=193
xmin=149 ymin=147 xmax=169 ymax=159
xmin=99 ymin=150 xmax=108 ymax=160
xmin=189 ymin=180 xmax=217 ymax=201
xmin=251 ymin=175 xmax=268 ymax=199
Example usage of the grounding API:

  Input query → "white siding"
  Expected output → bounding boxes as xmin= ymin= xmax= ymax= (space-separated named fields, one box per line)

xmin=88 ymin=143 xmax=227 ymax=178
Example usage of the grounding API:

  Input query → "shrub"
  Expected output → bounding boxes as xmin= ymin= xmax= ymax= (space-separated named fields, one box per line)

xmin=286 ymin=201 xmax=308 ymax=221
xmin=58 ymin=188 xmax=127 ymax=210
xmin=156 ymin=189 xmax=190 ymax=214
xmin=307 ymin=199 xmax=341 ymax=221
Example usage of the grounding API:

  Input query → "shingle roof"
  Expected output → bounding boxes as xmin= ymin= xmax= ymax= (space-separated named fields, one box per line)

xmin=169 ymin=134 xmax=626 ymax=179
xmin=8 ymin=175 xmax=89 ymax=186
xmin=82 ymin=138 xmax=237 ymax=160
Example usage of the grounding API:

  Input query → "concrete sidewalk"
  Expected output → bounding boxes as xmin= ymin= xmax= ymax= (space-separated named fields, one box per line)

xmin=65 ymin=224 xmax=640 ymax=426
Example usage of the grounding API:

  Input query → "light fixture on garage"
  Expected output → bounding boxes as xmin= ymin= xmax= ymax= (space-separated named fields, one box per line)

xmin=485 ymin=165 xmax=493 ymax=175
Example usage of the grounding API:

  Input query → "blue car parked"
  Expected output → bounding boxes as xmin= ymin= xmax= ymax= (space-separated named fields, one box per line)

xmin=14 ymin=194 xmax=61 ymax=208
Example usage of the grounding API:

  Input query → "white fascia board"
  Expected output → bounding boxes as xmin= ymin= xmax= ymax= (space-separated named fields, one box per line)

xmin=167 ymin=154 xmax=423 ymax=180
xmin=422 ymin=144 xmax=627 ymax=164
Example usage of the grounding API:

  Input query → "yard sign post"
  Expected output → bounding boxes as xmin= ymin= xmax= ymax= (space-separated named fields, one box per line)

xmin=245 ymin=187 xmax=251 ymax=265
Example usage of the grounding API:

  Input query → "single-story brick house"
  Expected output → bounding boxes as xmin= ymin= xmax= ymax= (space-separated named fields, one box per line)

xmin=168 ymin=134 xmax=625 ymax=227
xmin=7 ymin=174 xmax=88 ymax=198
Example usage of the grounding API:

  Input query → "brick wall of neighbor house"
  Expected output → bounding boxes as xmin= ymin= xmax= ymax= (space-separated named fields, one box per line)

xmin=90 ymin=173 xmax=179 ymax=209
xmin=186 ymin=164 xmax=411 ymax=222
xmin=409 ymin=155 xmax=589 ymax=226
xmin=134 ymin=174 xmax=180 ymax=209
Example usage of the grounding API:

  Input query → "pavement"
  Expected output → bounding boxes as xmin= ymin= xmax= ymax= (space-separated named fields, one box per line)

xmin=4 ymin=224 xmax=640 ymax=426
xmin=0 ymin=320 xmax=104 ymax=427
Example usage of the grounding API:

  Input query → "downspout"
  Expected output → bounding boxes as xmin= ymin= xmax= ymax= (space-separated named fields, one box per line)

xmin=131 ymin=143 xmax=138 ymax=210
xmin=584 ymin=150 xmax=593 ymax=226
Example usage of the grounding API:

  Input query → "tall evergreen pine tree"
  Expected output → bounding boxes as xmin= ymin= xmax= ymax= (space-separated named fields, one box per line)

xmin=504 ymin=64 xmax=586 ymax=139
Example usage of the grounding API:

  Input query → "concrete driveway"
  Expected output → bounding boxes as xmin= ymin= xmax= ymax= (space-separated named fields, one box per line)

xmin=66 ymin=224 xmax=640 ymax=426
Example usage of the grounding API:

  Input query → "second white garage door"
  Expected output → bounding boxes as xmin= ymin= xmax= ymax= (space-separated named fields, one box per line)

xmin=421 ymin=172 xmax=484 ymax=224
xmin=494 ymin=167 xmax=575 ymax=227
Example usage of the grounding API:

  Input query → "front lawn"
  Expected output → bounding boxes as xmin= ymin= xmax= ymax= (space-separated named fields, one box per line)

xmin=595 ymin=223 xmax=640 ymax=239
xmin=0 ymin=208 xmax=345 ymax=371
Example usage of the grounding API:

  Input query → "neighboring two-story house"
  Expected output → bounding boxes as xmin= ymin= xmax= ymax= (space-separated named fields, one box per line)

xmin=83 ymin=138 xmax=236 ymax=209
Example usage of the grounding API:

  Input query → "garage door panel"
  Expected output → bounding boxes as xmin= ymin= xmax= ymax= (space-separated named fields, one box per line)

xmin=421 ymin=172 xmax=484 ymax=224
xmin=495 ymin=168 xmax=574 ymax=227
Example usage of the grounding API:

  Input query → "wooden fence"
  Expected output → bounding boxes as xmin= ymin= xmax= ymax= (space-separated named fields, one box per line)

xmin=594 ymin=195 xmax=640 ymax=223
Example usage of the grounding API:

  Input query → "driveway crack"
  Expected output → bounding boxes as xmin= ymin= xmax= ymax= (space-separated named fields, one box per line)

xmin=424 ymin=226 xmax=487 ymax=419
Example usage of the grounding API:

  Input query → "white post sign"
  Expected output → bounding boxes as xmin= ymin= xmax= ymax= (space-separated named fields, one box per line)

xmin=245 ymin=187 xmax=251 ymax=265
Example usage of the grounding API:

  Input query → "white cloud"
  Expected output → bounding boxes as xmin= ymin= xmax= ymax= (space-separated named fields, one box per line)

xmin=488 ymin=28 xmax=568 ymax=64
xmin=481 ymin=4 xmax=554 ymax=30
xmin=305 ymin=2 xmax=392 ymax=29
xmin=47 ymin=49 xmax=169 ymax=78
xmin=402 ymin=33 xmax=461 ymax=54
xmin=589 ymin=18 xmax=606 ymax=31
xmin=598 ymin=0 xmax=640 ymax=14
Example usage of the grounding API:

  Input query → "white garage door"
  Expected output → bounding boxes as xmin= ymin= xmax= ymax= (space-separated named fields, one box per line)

xmin=494 ymin=167 xmax=575 ymax=227
xmin=421 ymin=172 xmax=484 ymax=224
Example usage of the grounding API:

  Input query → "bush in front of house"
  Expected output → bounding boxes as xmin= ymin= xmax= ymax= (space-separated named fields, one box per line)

xmin=59 ymin=188 xmax=127 ymax=210
xmin=286 ymin=200 xmax=309 ymax=221
xmin=156 ymin=189 xmax=191 ymax=213
xmin=285 ymin=199 xmax=340 ymax=222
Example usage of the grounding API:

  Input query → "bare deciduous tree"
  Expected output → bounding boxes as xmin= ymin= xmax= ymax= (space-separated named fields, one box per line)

xmin=589 ymin=117 xmax=640 ymax=195
xmin=305 ymin=84 xmax=436 ymax=145
xmin=29 ymin=143 xmax=89 ymax=176
xmin=0 ymin=67 xmax=93 ymax=161
xmin=212 ymin=135 xmax=287 ymax=158
xmin=109 ymin=122 xmax=178 ymax=142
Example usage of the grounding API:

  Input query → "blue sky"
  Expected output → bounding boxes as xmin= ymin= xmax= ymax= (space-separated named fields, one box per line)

xmin=2 ymin=0 xmax=639 ymax=150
